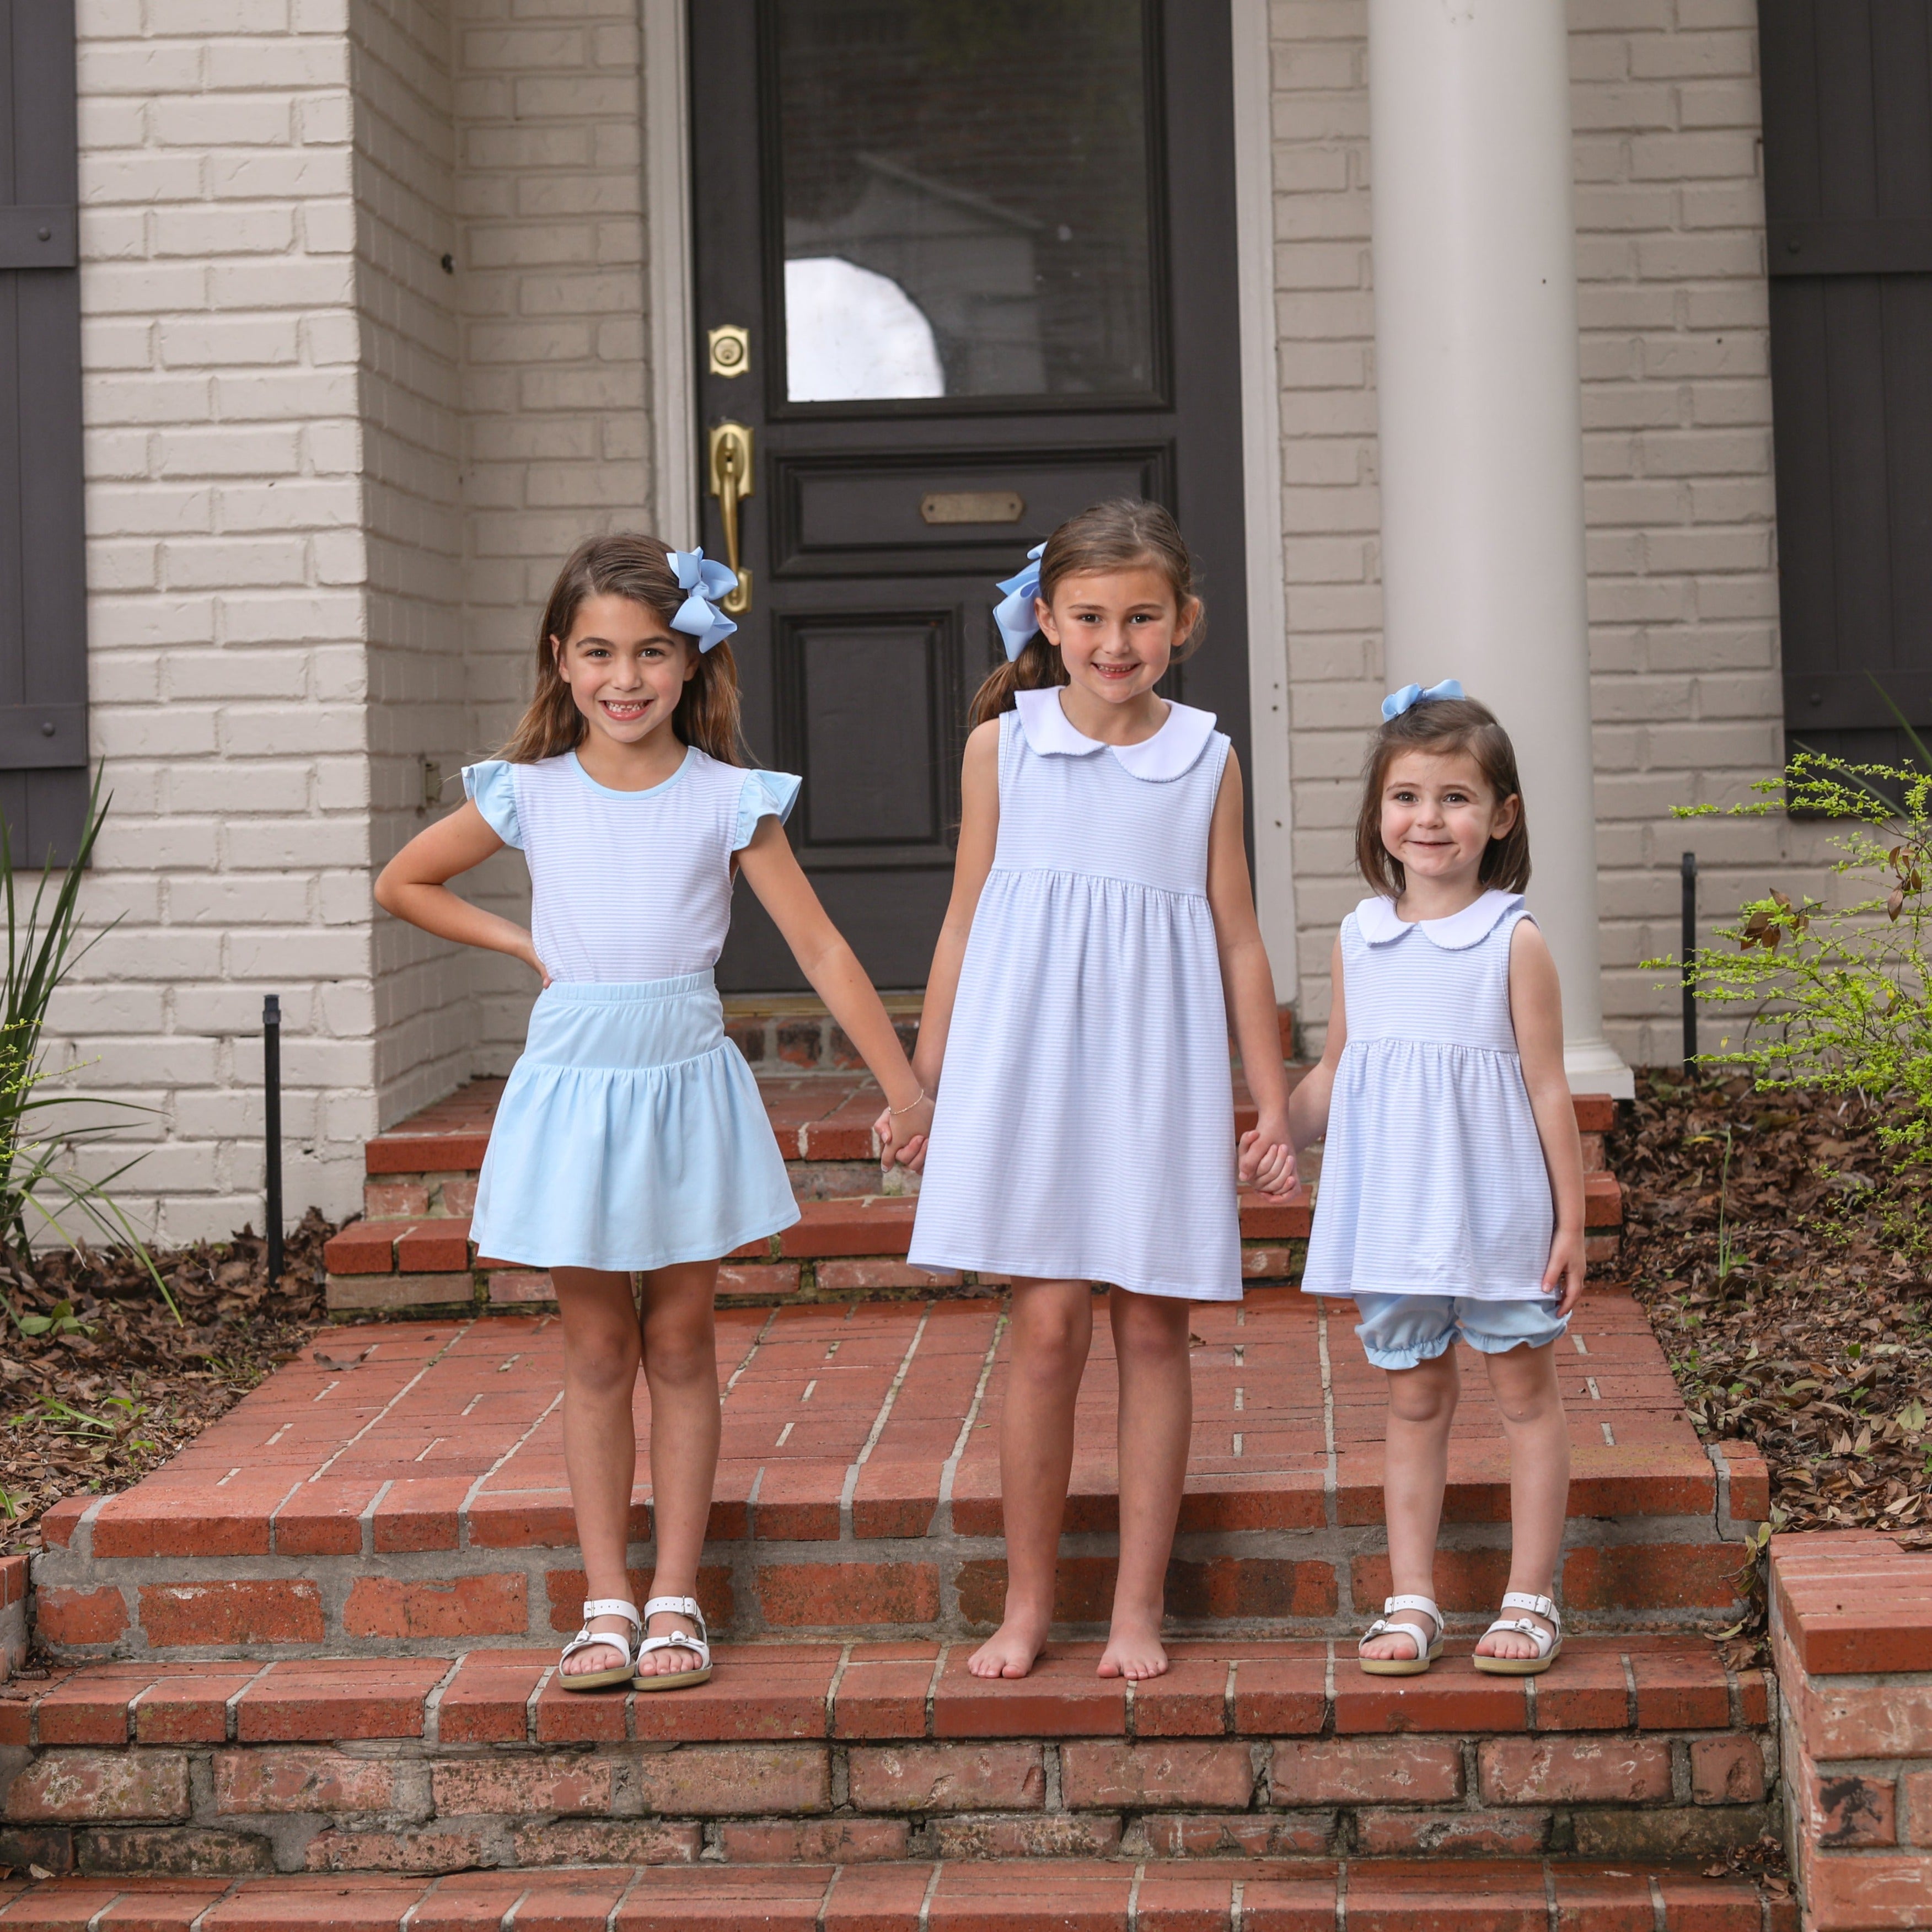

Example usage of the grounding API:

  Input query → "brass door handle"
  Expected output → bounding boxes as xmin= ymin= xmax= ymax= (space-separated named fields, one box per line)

xmin=707 ymin=421 xmax=754 ymax=615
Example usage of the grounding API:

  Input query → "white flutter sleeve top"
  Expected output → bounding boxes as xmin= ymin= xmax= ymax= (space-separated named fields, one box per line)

xmin=463 ymin=747 xmax=799 ymax=982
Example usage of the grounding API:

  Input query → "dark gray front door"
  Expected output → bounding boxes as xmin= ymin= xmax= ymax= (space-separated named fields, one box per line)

xmin=693 ymin=1 xmax=1251 ymax=990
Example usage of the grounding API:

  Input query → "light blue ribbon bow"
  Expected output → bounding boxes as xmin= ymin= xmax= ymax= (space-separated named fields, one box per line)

xmin=1381 ymin=678 xmax=1465 ymax=721
xmin=992 ymin=543 xmax=1048 ymax=661
xmin=666 ymin=548 xmax=739 ymax=653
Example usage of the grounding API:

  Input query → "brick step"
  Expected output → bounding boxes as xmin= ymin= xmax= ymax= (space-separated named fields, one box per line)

xmin=365 ymin=1080 xmax=1614 ymax=1201
xmin=0 ymin=1637 xmax=1776 ymax=1880
xmin=323 ymin=1195 xmax=1335 ymax=1317
xmin=32 ymin=1294 xmax=1768 ymax=1660
xmin=0 ymin=1859 xmax=1786 ymax=1929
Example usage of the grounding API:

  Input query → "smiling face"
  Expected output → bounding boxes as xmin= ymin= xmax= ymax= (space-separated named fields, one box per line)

xmin=551 ymin=593 xmax=696 ymax=750
xmin=1035 ymin=563 xmax=1199 ymax=712
xmin=1379 ymin=747 xmax=1521 ymax=892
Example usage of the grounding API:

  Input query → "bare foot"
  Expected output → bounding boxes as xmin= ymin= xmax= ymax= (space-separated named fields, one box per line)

xmin=562 ymin=1612 xmax=634 ymax=1677
xmin=968 ymin=1616 xmax=1049 ymax=1678
xmin=635 ymin=1607 xmax=705 ymax=1679
xmin=1097 ymin=1618 xmax=1168 ymax=1680
xmin=1475 ymin=1609 xmax=1557 ymax=1662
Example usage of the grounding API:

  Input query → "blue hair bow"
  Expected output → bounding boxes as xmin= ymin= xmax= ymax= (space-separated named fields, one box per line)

xmin=992 ymin=543 xmax=1047 ymax=661
xmin=1382 ymin=678 xmax=1465 ymax=721
xmin=666 ymin=548 xmax=739 ymax=653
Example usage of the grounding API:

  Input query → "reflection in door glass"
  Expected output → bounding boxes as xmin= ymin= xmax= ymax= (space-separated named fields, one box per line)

xmin=775 ymin=1 xmax=1156 ymax=404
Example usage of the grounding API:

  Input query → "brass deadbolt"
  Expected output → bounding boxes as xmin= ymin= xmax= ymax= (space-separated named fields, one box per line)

xmin=708 ymin=325 xmax=750 ymax=377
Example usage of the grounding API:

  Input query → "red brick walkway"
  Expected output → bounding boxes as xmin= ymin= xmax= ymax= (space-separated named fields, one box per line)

xmin=36 ymin=1290 xmax=1764 ymax=1657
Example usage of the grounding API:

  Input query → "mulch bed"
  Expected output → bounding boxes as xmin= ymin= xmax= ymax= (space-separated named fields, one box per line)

xmin=1609 ymin=1071 xmax=1932 ymax=1547
xmin=0 ymin=1210 xmax=333 ymax=1557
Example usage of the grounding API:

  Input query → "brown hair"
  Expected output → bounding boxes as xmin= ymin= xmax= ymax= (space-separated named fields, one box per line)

xmin=497 ymin=533 xmax=745 ymax=766
xmin=1354 ymin=694 xmax=1531 ymax=897
xmin=969 ymin=498 xmax=1203 ymax=725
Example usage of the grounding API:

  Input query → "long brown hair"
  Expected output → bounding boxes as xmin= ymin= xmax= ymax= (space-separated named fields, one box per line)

xmin=969 ymin=498 xmax=1203 ymax=725
xmin=1354 ymin=694 xmax=1531 ymax=897
xmin=497 ymin=533 xmax=745 ymax=765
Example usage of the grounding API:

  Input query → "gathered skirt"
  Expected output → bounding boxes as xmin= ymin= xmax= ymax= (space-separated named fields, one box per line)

xmin=470 ymin=973 xmax=799 ymax=1273
xmin=907 ymin=867 xmax=1241 ymax=1301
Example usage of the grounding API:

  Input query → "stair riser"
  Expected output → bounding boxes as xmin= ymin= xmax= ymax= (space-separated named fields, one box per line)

xmin=325 ymin=1246 xmax=1311 ymax=1317
xmin=366 ymin=1163 xmax=919 ymax=1222
xmin=0 ymin=1730 xmax=1777 ymax=1878
xmin=33 ymin=1514 xmax=1758 ymax=1662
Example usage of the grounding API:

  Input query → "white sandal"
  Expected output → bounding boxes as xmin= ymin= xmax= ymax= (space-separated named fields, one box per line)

xmin=1473 ymin=1591 xmax=1563 ymax=1676
xmin=1357 ymin=1593 xmax=1444 ymax=1676
xmin=557 ymin=1597 xmax=642 ymax=1692
xmin=632 ymin=1593 xmax=713 ymax=1692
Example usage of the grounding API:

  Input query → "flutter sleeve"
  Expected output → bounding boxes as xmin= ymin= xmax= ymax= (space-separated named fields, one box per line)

xmin=733 ymin=768 xmax=803 ymax=852
xmin=461 ymin=760 xmax=523 ymax=849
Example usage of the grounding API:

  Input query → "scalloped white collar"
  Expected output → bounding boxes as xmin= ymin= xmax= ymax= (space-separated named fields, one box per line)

xmin=1015 ymin=688 xmax=1218 ymax=782
xmin=1354 ymin=889 xmax=1526 ymax=951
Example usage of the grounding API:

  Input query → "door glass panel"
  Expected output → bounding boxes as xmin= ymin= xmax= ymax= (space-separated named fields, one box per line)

xmin=774 ymin=1 xmax=1158 ymax=404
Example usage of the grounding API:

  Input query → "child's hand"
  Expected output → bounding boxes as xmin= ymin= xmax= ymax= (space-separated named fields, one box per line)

xmin=515 ymin=932 xmax=551 ymax=987
xmin=1544 ymin=1224 xmax=1587 ymax=1317
xmin=1238 ymin=1113 xmax=1298 ymax=1197
xmin=875 ymin=1094 xmax=934 ymax=1174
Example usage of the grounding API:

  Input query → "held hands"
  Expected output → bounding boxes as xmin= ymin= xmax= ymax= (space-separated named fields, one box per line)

xmin=1238 ymin=1110 xmax=1298 ymax=1198
xmin=1543 ymin=1223 xmax=1587 ymax=1317
xmin=874 ymin=1092 xmax=935 ymax=1174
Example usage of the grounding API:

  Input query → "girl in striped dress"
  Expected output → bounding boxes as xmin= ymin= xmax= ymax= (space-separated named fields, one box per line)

xmin=376 ymin=534 xmax=931 ymax=1695
xmin=900 ymin=500 xmax=1300 ymax=1683
xmin=1291 ymin=685 xmax=1586 ymax=1678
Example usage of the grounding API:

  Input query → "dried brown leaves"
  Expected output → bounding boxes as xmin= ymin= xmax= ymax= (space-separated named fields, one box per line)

xmin=0 ymin=1209 xmax=332 ymax=1554
xmin=1610 ymin=1074 xmax=1932 ymax=1544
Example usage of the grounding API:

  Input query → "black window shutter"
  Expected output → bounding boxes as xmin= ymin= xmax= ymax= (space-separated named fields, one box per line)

xmin=1761 ymin=0 xmax=1932 ymax=771
xmin=0 ymin=0 xmax=87 ymax=866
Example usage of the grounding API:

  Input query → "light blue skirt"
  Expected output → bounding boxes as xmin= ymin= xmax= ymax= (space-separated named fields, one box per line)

xmin=469 ymin=973 xmax=799 ymax=1273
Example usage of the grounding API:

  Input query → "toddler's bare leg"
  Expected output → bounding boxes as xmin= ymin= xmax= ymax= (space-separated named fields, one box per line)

xmin=632 ymin=1259 xmax=723 ymax=1675
xmin=1475 ymin=1340 xmax=1568 ymax=1660
xmin=1101 ymin=1287 xmax=1193 ymax=1680
xmin=1361 ymin=1349 xmax=1459 ymax=1662
xmin=969 ymin=1278 xmax=1093 ymax=1679
xmin=553 ymin=1267 xmax=647 ymax=1675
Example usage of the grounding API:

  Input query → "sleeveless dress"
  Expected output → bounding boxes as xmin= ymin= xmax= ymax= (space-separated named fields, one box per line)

xmin=908 ymin=688 xmax=1241 ymax=1301
xmin=461 ymin=747 xmax=801 ymax=1273
xmin=1301 ymin=889 xmax=1555 ymax=1301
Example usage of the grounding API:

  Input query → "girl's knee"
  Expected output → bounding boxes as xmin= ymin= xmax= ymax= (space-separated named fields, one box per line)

xmin=566 ymin=1340 xmax=641 ymax=1399
xmin=1385 ymin=1354 xmax=1459 ymax=1425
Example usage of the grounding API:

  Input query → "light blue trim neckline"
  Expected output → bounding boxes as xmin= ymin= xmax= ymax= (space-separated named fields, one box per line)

xmin=567 ymin=743 xmax=694 ymax=801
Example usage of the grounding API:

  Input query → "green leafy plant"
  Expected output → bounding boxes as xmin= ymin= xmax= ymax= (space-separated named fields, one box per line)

xmin=8 ymin=1297 xmax=91 ymax=1340
xmin=0 ymin=774 xmax=178 ymax=1321
xmin=1650 ymin=685 xmax=1932 ymax=1167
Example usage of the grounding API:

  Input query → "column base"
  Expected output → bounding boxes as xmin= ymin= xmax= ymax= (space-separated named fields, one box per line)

xmin=1565 ymin=1035 xmax=1635 ymax=1100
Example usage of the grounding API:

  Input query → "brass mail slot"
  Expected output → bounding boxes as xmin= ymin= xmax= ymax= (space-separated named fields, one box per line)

xmin=920 ymin=489 xmax=1026 ymax=525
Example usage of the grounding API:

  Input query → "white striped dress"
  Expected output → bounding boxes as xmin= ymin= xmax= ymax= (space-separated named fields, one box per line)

xmin=908 ymin=689 xmax=1242 ymax=1301
xmin=1301 ymin=890 xmax=1556 ymax=1300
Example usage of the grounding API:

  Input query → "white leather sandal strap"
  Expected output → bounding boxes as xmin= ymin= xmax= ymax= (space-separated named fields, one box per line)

xmin=636 ymin=1628 xmax=711 ymax=1668
xmin=582 ymin=1598 xmax=641 ymax=1625
xmin=1482 ymin=1616 xmax=1557 ymax=1658
xmin=643 ymin=1594 xmax=707 ymax=1637
xmin=1360 ymin=1616 xmax=1435 ymax=1659
xmin=1383 ymin=1594 xmax=1443 ymax=1632
xmin=1500 ymin=1591 xmax=1559 ymax=1629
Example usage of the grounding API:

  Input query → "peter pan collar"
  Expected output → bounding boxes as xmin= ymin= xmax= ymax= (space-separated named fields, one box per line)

xmin=1354 ymin=888 xmax=1526 ymax=950
xmin=1015 ymin=687 xmax=1218 ymax=782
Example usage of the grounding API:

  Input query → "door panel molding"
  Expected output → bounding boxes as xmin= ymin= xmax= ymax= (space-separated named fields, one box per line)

xmin=772 ymin=445 xmax=1174 ymax=578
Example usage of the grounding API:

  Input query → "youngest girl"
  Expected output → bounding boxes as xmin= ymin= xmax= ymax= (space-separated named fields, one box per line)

xmin=376 ymin=534 xmax=931 ymax=1693
xmin=1290 ymin=683 xmax=1586 ymax=1677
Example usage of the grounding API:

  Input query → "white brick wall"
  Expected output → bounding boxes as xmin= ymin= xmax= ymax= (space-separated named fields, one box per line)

xmin=62 ymin=0 xmax=375 ymax=1243
xmin=451 ymin=0 xmax=652 ymax=1075
xmin=1265 ymin=0 xmax=1836 ymax=1066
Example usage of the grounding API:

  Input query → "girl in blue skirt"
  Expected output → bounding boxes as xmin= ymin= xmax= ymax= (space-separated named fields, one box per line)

xmin=376 ymin=534 xmax=932 ymax=1693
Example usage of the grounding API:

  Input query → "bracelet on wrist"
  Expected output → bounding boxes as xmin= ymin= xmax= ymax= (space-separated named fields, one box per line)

xmin=887 ymin=1086 xmax=929 ymax=1117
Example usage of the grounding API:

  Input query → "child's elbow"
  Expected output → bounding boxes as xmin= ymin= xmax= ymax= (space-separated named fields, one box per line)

xmin=373 ymin=864 xmax=402 ymax=915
